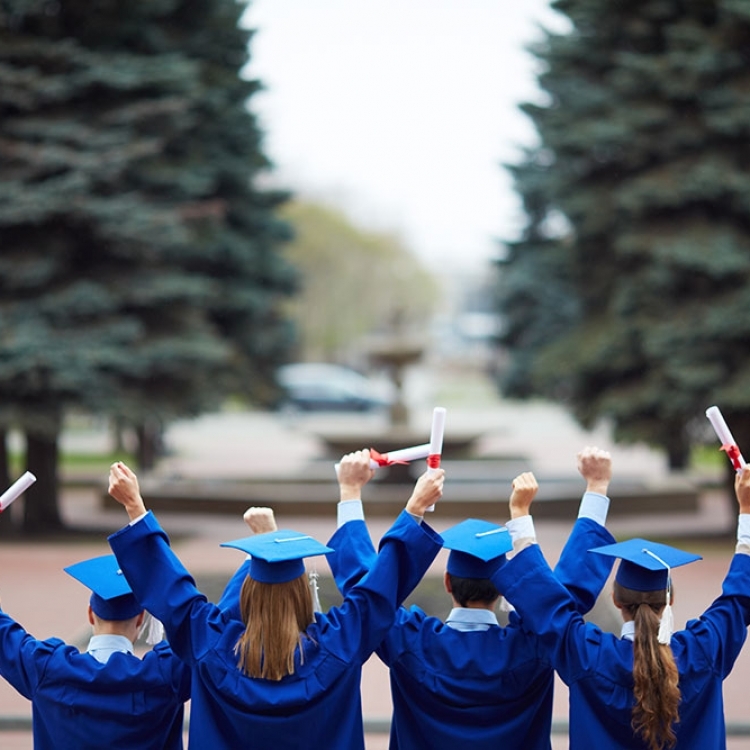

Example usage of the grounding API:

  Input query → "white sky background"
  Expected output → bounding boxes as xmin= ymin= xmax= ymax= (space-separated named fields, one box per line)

xmin=241 ymin=1 xmax=568 ymax=273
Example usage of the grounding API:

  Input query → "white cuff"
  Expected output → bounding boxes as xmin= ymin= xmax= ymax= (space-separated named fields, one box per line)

xmin=578 ymin=492 xmax=610 ymax=526
xmin=737 ymin=514 xmax=750 ymax=547
xmin=505 ymin=515 xmax=535 ymax=543
xmin=337 ymin=499 xmax=365 ymax=527
xmin=128 ymin=511 xmax=148 ymax=526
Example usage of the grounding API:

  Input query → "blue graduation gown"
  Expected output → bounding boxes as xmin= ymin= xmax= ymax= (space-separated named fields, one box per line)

xmin=493 ymin=544 xmax=750 ymax=750
xmin=0 ymin=612 xmax=190 ymax=750
xmin=109 ymin=510 xmax=442 ymax=750
xmin=327 ymin=516 xmax=615 ymax=750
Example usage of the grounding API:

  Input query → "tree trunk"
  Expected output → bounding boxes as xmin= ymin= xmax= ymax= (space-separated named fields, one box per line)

xmin=665 ymin=429 xmax=689 ymax=470
xmin=0 ymin=431 xmax=16 ymax=537
xmin=0 ymin=430 xmax=9 ymax=492
xmin=111 ymin=416 xmax=127 ymax=452
xmin=135 ymin=420 xmax=162 ymax=471
xmin=23 ymin=430 xmax=63 ymax=534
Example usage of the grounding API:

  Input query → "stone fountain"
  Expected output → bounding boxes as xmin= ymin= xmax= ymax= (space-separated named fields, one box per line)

xmin=313 ymin=316 xmax=480 ymax=480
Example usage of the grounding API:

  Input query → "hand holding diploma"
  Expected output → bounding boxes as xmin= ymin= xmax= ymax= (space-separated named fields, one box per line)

xmin=425 ymin=406 xmax=446 ymax=511
xmin=0 ymin=471 xmax=36 ymax=512
xmin=334 ymin=443 xmax=432 ymax=475
xmin=405 ymin=466 xmax=445 ymax=518
xmin=332 ymin=407 xmax=447 ymax=509
xmin=337 ymin=449 xmax=376 ymax=501
xmin=706 ymin=405 xmax=746 ymax=471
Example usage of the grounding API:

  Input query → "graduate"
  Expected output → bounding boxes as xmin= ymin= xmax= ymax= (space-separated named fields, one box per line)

xmin=106 ymin=459 xmax=445 ymax=750
xmin=326 ymin=446 xmax=617 ymax=750
xmin=0 ymin=553 xmax=190 ymax=750
xmin=492 ymin=465 xmax=750 ymax=750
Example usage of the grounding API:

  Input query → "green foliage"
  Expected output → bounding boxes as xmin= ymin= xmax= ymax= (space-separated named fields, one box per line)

xmin=279 ymin=200 xmax=438 ymax=362
xmin=0 ymin=0 xmax=295 ymax=436
xmin=497 ymin=0 xmax=750 ymax=466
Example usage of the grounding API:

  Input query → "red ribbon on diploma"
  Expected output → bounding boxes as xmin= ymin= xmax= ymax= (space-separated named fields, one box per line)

xmin=722 ymin=444 xmax=744 ymax=470
xmin=370 ymin=449 xmax=409 ymax=467
xmin=426 ymin=454 xmax=441 ymax=469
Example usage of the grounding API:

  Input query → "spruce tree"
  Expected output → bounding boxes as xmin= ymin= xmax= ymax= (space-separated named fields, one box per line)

xmin=0 ymin=0 xmax=294 ymax=532
xmin=498 ymin=0 xmax=750 ymax=469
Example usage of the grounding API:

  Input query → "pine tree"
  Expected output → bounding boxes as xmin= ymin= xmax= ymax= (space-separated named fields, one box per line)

xmin=498 ymin=0 xmax=750 ymax=469
xmin=0 ymin=0 xmax=294 ymax=532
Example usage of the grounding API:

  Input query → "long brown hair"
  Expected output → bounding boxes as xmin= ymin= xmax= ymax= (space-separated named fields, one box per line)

xmin=234 ymin=573 xmax=314 ymax=681
xmin=613 ymin=581 xmax=680 ymax=750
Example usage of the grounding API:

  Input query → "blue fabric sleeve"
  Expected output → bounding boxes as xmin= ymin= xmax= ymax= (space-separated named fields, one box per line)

xmin=0 ymin=610 xmax=54 ymax=700
xmin=327 ymin=516 xmax=441 ymax=607
xmin=152 ymin=641 xmax=192 ymax=701
xmin=109 ymin=512 xmax=223 ymax=665
xmin=316 ymin=511 xmax=442 ymax=665
xmin=554 ymin=517 xmax=615 ymax=614
xmin=327 ymin=520 xmax=378 ymax=595
xmin=216 ymin=560 xmax=251 ymax=620
xmin=684 ymin=553 xmax=750 ymax=679
xmin=493 ymin=544 xmax=591 ymax=684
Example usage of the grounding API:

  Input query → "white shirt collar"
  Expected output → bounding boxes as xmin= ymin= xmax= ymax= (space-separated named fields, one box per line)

xmin=445 ymin=607 xmax=499 ymax=631
xmin=86 ymin=634 xmax=135 ymax=664
xmin=621 ymin=621 xmax=635 ymax=641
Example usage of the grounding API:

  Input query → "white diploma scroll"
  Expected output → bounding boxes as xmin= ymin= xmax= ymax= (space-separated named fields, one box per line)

xmin=428 ymin=407 xmax=446 ymax=466
xmin=425 ymin=406 xmax=447 ymax=511
xmin=0 ymin=471 xmax=37 ymax=512
xmin=334 ymin=443 xmax=432 ymax=475
xmin=370 ymin=443 xmax=431 ymax=469
xmin=706 ymin=405 xmax=746 ymax=471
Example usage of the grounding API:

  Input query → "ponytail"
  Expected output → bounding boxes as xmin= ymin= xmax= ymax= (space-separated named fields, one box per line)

xmin=614 ymin=581 xmax=680 ymax=750
xmin=234 ymin=574 xmax=314 ymax=681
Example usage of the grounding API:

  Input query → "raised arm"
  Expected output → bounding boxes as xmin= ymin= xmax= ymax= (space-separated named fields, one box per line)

xmin=217 ymin=507 xmax=279 ymax=618
xmin=736 ymin=465 xmax=750 ymax=518
xmin=338 ymin=449 xmax=376 ymax=503
xmin=328 ymin=450 xmax=379 ymax=594
xmin=683 ymin=465 xmax=750 ymax=678
xmin=243 ymin=506 xmax=278 ymax=534
xmin=321 ymin=474 xmax=444 ymax=664
xmin=108 ymin=462 xmax=147 ymax=520
xmin=108 ymin=463 xmax=221 ymax=664
xmin=504 ymin=471 xmax=539 ymax=557
xmin=554 ymin=447 xmax=617 ymax=613
xmin=328 ymin=456 xmax=444 ymax=604
xmin=0 ymin=607 xmax=54 ymax=699
xmin=497 ymin=476 xmax=590 ymax=681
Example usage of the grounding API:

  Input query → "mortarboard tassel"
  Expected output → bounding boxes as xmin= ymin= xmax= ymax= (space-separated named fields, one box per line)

xmin=309 ymin=568 xmax=322 ymax=613
xmin=658 ymin=597 xmax=674 ymax=646
xmin=139 ymin=612 xmax=165 ymax=645
xmin=643 ymin=548 xmax=673 ymax=646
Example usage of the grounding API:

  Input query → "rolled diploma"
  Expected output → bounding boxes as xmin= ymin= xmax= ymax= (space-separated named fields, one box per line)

xmin=706 ymin=405 xmax=746 ymax=470
xmin=0 ymin=471 xmax=37 ymax=512
xmin=373 ymin=443 xmax=432 ymax=468
xmin=425 ymin=407 xmax=447 ymax=511
xmin=334 ymin=443 xmax=432 ymax=475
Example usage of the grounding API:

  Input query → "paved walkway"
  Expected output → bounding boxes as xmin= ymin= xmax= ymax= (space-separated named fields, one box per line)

xmin=1 ymin=400 xmax=748 ymax=748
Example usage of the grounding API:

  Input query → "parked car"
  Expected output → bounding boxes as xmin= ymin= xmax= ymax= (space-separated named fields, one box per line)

xmin=276 ymin=363 xmax=393 ymax=413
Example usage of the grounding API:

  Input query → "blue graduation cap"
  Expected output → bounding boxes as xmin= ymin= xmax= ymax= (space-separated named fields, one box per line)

xmin=442 ymin=518 xmax=513 ymax=579
xmin=64 ymin=554 xmax=143 ymax=621
xmin=220 ymin=529 xmax=334 ymax=584
xmin=589 ymin=538 xmax=702 ymax=592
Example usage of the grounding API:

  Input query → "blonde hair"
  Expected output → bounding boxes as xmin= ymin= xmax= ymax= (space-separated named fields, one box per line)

xmin=234 ymin=574 xmax=314 ymax=681
xmin=613 ymin=581 xmax=680 ymax=750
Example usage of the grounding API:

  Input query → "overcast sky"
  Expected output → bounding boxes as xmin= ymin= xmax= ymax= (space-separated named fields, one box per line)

xmin=241 ymin=1 xmax=567 ymax=272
